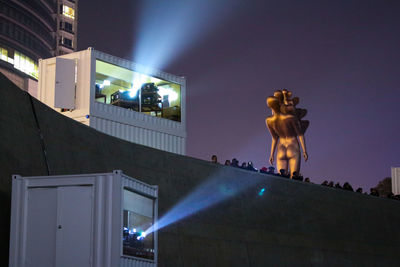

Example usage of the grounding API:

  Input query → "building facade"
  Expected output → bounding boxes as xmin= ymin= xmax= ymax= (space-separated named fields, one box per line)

xmin=0 ymin=0 xmax=78 ymax=93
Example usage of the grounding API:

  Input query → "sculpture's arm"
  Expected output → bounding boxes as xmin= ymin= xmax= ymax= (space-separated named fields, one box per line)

xmin=291 ymin=118 xmax=308 ymax=161
xmin=266 ymin=119 xmax=279 ymax=165
xmin=298 ymin=135 xmax=308 ymax=161
xmin=269 ymin=136 xmax=278 ymax=165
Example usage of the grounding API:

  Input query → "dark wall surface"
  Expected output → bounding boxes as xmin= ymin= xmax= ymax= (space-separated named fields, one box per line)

xmin=1 ymin=73 xmax=400 ymax=266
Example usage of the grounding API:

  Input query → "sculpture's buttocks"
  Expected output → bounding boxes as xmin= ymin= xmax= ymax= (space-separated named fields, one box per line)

xmin=266 ymin=89 xmax=308 ymax=177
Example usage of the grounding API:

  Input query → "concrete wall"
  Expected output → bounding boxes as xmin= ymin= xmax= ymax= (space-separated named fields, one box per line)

xmin=1 ymin=73 xmax=400 ymax=266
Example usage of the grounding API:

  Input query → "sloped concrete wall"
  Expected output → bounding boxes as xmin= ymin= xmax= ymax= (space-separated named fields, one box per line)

xmin=1 ymin=73 xmax=400 ymax=266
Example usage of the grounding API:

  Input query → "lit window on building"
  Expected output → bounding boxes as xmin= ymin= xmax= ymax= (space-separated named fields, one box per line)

xmin=95 ymin=60 xmax=182 ymax=122
xmin=0 ymin=47 xmax=14 ymax=64
xmin=62 ymin=5 xmax=75 ymax=19
xmin=0 ymin=47 xmax=7 ymax=62
xmin=13 ymin=51 xmax=38 ymax=79
xmin=123 ymin=189 xmax=155 ymax=260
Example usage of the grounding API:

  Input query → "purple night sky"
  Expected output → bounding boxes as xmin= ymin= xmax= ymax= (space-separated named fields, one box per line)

xmin=78 ymin=0 xmax=400 ymax=191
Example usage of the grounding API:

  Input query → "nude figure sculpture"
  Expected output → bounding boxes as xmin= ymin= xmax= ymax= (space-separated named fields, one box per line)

xmin=266 ymin=89 xmax=309 ymax=178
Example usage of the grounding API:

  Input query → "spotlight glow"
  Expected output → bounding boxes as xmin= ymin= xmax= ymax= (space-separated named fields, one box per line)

xmin=128 ymin=87 xmax=139 ymax=98
xmin=133 ymin=0 xmax=240 ymax=70
xmin=158 ymin=86 xmax=178 ymax=102
xmin=136 ymin=232 xmax=146 ymax=240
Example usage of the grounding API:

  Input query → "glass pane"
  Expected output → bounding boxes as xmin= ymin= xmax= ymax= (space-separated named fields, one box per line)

xmin=0 ymin=47 xmax=8 ymax=61
xmin=63 ymin=5 xmax=75 ymax=19
xmin=95 ymin=60 xmax=181 ymax=122
xmin=13 ymin=51 xmax=38 ymax=79
xmin=123 ymin=189 xmax=154 ymax=260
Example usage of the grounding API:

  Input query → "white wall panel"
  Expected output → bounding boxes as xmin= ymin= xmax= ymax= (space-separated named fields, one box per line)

xmin=91 ymin=102 xmax=185 ymax=137
xmin=90 ymin=116 xmax=185 ymax=155
xmin=392 ymin=167 xmax=400 ymax=195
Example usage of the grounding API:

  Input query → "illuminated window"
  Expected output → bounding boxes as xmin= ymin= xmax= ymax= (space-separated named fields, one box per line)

xmin=95 ymin=60 xmax=182 ymax=122
xmin=13 ymin=51 xmax=38 ymax=79
xmin=62 ymin=5 xmax=75 ymax=19
xmin=0 ymin=46 xmax=13 ymax=64
xmin=123 ymin=189 xmax=155 ymax=260
xmin=0 ymin=47 xmax=8 ymax=62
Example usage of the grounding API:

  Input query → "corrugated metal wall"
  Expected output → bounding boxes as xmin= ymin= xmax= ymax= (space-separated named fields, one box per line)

xmin=120 ymin=257 xmax=156 ymax=267
xmin=91 ymin=102 xmax=185 ymax=154
xmin=122 ymin=174 xmax=158 ymax=198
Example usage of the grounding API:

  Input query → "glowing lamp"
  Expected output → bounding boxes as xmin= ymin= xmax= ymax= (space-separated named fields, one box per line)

xmin=128 ymin=87 xmax=139 ymax=98
xmin=158 ymin=86 xmax=178 ymax=102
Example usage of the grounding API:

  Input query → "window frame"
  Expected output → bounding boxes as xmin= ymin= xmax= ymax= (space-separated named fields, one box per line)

xmin=121 ymin=186 xmax=157 ymax=262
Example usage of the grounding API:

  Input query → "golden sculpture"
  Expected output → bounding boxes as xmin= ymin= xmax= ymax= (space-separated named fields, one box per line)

xmin=266 ymin=89 xmax=309 ymax=178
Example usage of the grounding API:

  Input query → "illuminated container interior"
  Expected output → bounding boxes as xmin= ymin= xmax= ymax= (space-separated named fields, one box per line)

xmin=38 ymin=48 xmax=186 ymax=154
xmin=9 ymin=170 xmax=158 ymax=267
xmin=95 ymin=60 xmax=181 ymax=122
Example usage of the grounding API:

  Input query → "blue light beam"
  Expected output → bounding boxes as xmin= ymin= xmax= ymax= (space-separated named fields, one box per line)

xmin=144 ymin=169 xmax=265 ymax=236
xmin=133 ymin=0 xmax=241 ymax=70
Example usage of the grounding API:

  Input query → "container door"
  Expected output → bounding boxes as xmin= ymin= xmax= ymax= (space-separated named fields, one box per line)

xmin=26 ymin=188 xmax=58 ymax=267
xmin=24 ymin=186 xmax=93 ymax=267
xmin=55 ymin=186 xmax=93 ymax=267
xmin=54 ymin=57 xmax=75 ymax=109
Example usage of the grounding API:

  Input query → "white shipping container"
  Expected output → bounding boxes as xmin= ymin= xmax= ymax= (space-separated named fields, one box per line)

xmin=38 ymin=48 xmax=186 ymax=154
xmin=9 ymin=170 xmax=158 ymax=267
xmin=392 ymin=167 xmax=400 ymax=195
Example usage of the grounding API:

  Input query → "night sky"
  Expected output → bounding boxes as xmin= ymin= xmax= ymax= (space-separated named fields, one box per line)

xmin=78 ymin=0 xmax=400 ymax=191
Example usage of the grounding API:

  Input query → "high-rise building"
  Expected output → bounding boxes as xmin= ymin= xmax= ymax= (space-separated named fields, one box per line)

xmin=0 ymin=0 xmax=78 ymax=93
xmin=56 ymin=0 xmax=78 ymax=55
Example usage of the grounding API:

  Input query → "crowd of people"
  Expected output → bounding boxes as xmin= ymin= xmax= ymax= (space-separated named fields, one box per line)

xmin=210 ymin=155 xmax=400 ymax=201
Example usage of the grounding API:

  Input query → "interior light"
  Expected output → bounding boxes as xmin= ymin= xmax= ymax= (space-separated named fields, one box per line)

xmin=158 ymin=86 xmax=178 ymax=102
xmin=128 ymin=87 xmax=139 ymax=98
xmin=103 ymin=80 xmax=110 ymax=86
xmin=136 ymin=232 xmax=146 ymax=240
xmin=132 ymin=74 xmax=147 ymax=92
